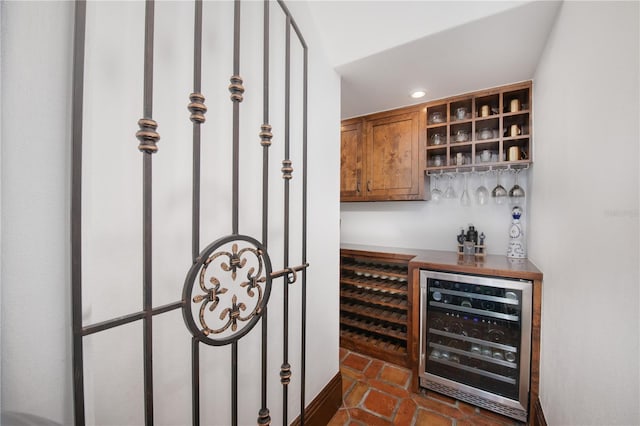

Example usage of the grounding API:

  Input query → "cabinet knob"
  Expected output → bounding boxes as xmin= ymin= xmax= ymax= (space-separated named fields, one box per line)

xmin=367 ymin=181 xmax=371 ymax=192
xmin=357 ymin=180 xmax=361 ymax=193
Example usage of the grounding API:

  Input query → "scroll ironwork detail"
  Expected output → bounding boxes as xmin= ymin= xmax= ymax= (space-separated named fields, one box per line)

xmin=182 ymin=235 xmax=273 ymax=346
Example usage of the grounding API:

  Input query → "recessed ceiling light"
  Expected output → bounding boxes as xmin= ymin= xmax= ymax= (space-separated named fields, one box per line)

xmin=411 ymin=90 xmax=426 ymax=99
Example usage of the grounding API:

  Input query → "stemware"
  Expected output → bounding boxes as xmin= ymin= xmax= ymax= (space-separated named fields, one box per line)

xmin=444 ymin=174 xmax=457 ymax=199
xmin=475 ymin=173 xmax=490 ymax=206
xmin=491 ymin=171 xmax=507 ymax=204
xmin=431 ymin=174 xmax=443 ymax=203
xmin=460 ymin=174 xmax=470 ymax=206
xmin=509 ymin=169 xmax=526 ymax=203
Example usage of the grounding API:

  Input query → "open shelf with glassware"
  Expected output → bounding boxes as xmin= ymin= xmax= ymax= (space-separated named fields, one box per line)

xmin=425 ymin=81 xmax=532 ymax=173
xmin=340 ymin=248 xmax=414 ymax=367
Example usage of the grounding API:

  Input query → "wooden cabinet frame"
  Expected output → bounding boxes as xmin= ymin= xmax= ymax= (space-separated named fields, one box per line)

xmin=339 ymin=248 xmax=415 ymax=367
xmin=340 ymin=118 xmax=364 ymax=200
xmin=341 ymin=105 xmax=428 ymax=202
xmin=340 ymin=81 xmax=534 ymax=202
xmin=425 ymin=81 xmax=533 ymax=172
xmin=408 ymin=256 xmax=543 ymax=426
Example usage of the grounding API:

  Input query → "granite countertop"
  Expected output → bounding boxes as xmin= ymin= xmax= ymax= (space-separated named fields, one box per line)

xmin=341 ymin=243 xmax=543 ymax=281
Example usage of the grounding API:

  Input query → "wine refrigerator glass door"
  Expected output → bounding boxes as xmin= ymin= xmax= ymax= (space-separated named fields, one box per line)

xmin=419 ymin=270 xmax=532 ymax=421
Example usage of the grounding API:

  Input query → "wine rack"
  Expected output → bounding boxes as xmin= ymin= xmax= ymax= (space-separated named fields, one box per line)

xmin=339 ymin=249 xmax=412 ymax=367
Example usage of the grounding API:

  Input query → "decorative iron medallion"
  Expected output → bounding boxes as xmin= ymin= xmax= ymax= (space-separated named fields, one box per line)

xmin=182 ymin=234 xmax=272 ymax=346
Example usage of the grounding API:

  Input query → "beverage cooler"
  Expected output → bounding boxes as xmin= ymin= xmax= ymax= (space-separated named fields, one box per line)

xmin=419 ymin=270 xmax=532 ymax=422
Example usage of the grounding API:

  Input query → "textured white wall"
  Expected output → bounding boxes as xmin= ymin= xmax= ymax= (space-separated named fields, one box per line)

xmin=530 ymin=1 xmax=639 ymax=425
xmin=1 ymin=1 xmax=74 ymax=424
xmin=1 ymin=1 xmax=340 ymax=424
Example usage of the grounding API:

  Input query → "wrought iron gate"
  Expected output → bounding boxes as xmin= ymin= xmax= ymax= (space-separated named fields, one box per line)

xmin=71 ymin=1 xmax=309 ymax=424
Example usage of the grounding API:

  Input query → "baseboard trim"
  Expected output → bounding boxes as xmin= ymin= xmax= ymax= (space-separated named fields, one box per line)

xmin=532 ymin=397 xmax=548 ymax=426
xmin=290 ymin=372 xmax=342 ymax=426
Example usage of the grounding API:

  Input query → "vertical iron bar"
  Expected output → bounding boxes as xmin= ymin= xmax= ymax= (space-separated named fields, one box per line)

xmin=261 ymin=2 xmax=270 ymax=247
xmin=142 ymin=1 xmax=156 ymax=424
xmin=231 ymin=1 xmax=241 ymax=424
xmin=232 ymin=341 xmax=238 ymax=426
xmin=192 ymin=338 xmax=200 ymax=426
xmin=142 ymin=156 xmax=154 ymax=426
xmin=71 ymin=1 xmax=87 ymax=425
xmin=191 ymin=0 xmax=203 ymax=261
xmin=190 ymin=3 xmax=203 ymax=424
xmin=193 ymin=0 xmax=202 ymax=94
xmin=282 ymin=14 xmax=291 ymax=426
xmin=300 ymin=45 xmax=308 ymax=426
xmin=191 ymin=132 xmax=200 ymax=261
xmin=259 ymin=1 xmax=271 ymax=425
xmin=231 ymin=0 xmax=241 ymax=235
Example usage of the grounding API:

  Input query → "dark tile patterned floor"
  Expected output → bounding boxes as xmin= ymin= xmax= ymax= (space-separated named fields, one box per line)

xmin=329 ymin=348 xmax=523 ymax=426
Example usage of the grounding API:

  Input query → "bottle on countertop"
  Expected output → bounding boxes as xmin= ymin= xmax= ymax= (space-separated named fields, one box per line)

xmin=466 ymin=224 xmax=478 ymax=244
xmin=457 ymin=228 xmax=466 ymax=252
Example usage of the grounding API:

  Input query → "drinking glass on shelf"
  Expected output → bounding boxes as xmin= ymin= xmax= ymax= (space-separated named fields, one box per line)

xmin=460 ymin=174 xmax=471 ymax=206
xmin=491 ymin=171 xmax=507 ymax=204
xmin=475 ymin=173 xmax=490 ymax=206
xmin=509 ymin=169 xmax=526 ymax=203
xmin=431 ymin=174 xmax=442 ymax=203
xmin=444 ymin=175 xmax=457 ymax=199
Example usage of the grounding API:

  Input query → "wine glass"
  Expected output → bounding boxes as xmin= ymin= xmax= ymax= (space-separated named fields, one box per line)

xmin=491 ymin=171 xmax=507 ymax=204
xmin=444 ymin=174 xmax=457 ymax=199
xmin=475 ymin=173 xmax=490 ymax=206
xmin=431 ymin=174 xmax=442 ymax=203
xmin=460 ymin=174 xmax=470 ymax=206
xmin=509 ymin=169 xmax=525 ymax=203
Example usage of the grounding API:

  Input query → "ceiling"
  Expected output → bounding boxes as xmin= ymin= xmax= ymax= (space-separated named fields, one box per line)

xmin=306 ymin=1 xmax=563 ymax=119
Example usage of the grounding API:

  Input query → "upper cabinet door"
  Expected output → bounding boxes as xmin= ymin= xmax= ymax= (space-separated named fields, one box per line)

xmin=340 ymin=119 xmax=365 ymax=201
xmin=365 ymin=111 xmax=423 ymax=200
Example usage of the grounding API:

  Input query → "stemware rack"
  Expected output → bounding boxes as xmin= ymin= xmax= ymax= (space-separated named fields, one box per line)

xmin=426 ymin=163 xmax=529 ymax=176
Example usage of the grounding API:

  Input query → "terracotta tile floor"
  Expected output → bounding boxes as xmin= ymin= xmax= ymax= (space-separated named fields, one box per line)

xmin=329 ymin=348 xmax=524 ymax=426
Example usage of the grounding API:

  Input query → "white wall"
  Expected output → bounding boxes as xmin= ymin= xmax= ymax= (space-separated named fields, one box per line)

xmin=0 ymin=1 xmax=3 ymax=416
xmin=341 ymin=170 xmax=530 ymax=256
xmin=530 ymin=1 xmax=639 ymax=425
xmin=1 ymin=1 xmax=340 ymax=424
xmin=1 ymin=1 xmax=74 ymax=424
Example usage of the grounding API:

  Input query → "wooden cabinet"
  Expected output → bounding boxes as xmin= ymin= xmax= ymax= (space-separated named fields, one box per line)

xmin=339 ymin=248 xmax=414 ymax=367
xmin=340 ymin=118 xmax=364 ymax=200
xmin=426 ymin=81 xmax=532 ymax=172
xmin=340 ymin=82 xmax=533 ymax=201
xmin=340 ymin=107 xmax=427 ymax=202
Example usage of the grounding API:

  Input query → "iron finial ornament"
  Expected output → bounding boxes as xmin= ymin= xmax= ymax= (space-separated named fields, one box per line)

xmin=136 ymin=118 xmax=160 ymax=153
xmin=229 ymin=75 xmax=244 ymax=103
xmin=259 ymin=124 xmax=273 ymax=147
xmin=257 ymin=408 xmax=271 ymax=426
xmin=188 ymin=92 xmax=207 ymax=123
xmin=280 ymin=363 xmax=291 ymax=385
xmin=281 ymin=159 xmax=293 ymax=180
